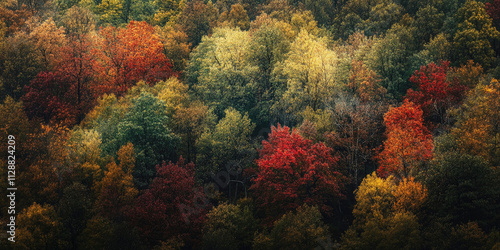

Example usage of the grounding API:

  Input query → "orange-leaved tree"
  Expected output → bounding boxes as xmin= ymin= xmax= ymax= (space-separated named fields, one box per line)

xmin=96 ymin=21 xmax=176 ymax=95
xmin=376 ymin=100 xmax=433 ymax=178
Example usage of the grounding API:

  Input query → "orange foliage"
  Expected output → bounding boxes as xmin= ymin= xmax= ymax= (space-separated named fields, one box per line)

xmin=392 ymin=177 xmax=427 ymax=213
xmin=96 ymin=21 xmax=176 ymax=95
xmin=376 ymin=100 xmax=433 ymax=178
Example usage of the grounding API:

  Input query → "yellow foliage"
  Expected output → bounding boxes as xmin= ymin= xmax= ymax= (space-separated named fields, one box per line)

xmin=392 ymin=177 xmax=427 ymax=213
xmin=451 ymin=78 xmax=500 ymax=166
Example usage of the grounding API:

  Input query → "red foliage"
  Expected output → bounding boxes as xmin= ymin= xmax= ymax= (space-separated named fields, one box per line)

xmin=486 ymin=0 xmax=500 ymax=27
xmin=23 ymin=72 xmax=79 ymax=125
xmin=250 ymin=125 xmax=345 ymax=224
xmin=405 ymin=61 xmax=468 ymax=126
xmin=128 ymin=157 xmax=206 ymax=247
xmin=22 ymin=35 xmax=97 ymax=126
xmin=96 ymin=21 xmax=176 ymax=95
xmin=376 ymin=101 xmax=433 ymax=178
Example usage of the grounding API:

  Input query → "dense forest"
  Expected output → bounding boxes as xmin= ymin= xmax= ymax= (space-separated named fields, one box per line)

xmin=1 ymin=0 xmax=500 ymax=249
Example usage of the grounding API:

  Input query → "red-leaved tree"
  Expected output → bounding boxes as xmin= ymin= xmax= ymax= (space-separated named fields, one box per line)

xmin=405 ymin=61 xmax=468 ymax=127
xmin=128 ymin=157 xmax=206 ymax=247
xmin=22 ymin=32 xmax=97 ymax=126
xmin=250 ymin=125 xmax=345 ymax=224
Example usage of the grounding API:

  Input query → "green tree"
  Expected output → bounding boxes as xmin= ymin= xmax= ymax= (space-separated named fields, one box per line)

xmin=179 ymin=0 xmax=218 ymax=47
xmin=188 ymin=27 xmax=259 ymax=118
xmin=117 ymin=91 xmax=179 ymax=188
xmin=253 ymin=205 xmax=330 ymax=250
xmin=202 ymin=202 xmax=258 ymax=249
xmin=196 ymin=107 xmax=255 ymax=182
xmin=0 ymin=32 xmax=42 ymax=101
xmin=453 ymin=0 xmax=500 ymax=69
xmin=424 ymin=152 xmax=500 ymax=230
xmin=249 ymin=19 xmax=290 ymax=127
xmin=367 ymin=23 xmax=418 ymax=99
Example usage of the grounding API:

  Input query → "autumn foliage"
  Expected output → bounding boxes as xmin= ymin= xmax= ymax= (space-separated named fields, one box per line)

xmin=3 ymin=1 xmax=500 ymax=248
xmin=376 ymin=101 xmax=433 ymax=178
xmin=128 ymin=157 xmax=206 ymax=247
xmin=405 ymin=61 xmax=468 ymax=125
xmin=96 ymin=21 xmax=176 ymax=95
xmin=250 ymin=125 xmax=345 ymax=223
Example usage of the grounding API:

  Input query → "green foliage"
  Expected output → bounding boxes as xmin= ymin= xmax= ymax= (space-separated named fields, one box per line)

xmin=188 ymin=27 xmax=259 ymax=118
xmin=117 ymin=91 xmax=179 ymax=188
xmin=367 ymin=23 xmax=418 ymax=99
xmin=253 ymin=204 xmax=330 ymax=250
xmin=202 ymin=202 xmax=258 ymax=249
xmin=453 ymin=0 xmax=500 ymax=69
xmin=0 ymin=33 xmax=42 ymax=101
xmin=249 ymin=19 xmax=290 ymax=126
xmin=196 ymin=107 xmax=255 ymax=182
xmin=424 ymin=152 xmax=500 ymax=230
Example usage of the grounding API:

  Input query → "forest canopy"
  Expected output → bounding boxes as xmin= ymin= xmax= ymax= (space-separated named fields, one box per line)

xmin=0 ymin=0 xmax=500 ymax=249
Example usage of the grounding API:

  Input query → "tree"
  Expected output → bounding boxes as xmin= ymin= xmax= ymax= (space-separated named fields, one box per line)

xmin=367 ymin=23 xmax=418 ymax=98
xmin=57 ymin=182 xmax=93 ymax=249
xmin=173 ymin=101 xmax=216 ymax=163
xmin=0 ymin=32 xmax=43 ymax=101
xmin=218 ymin=3 xmax=250 ymax=30
xmin=0 ymin=5 xmax=33 ymax=36
xmin=151 ymin=0 xmax=184 ymax=26
xmin=346 ymin=60 xmax=386 ymax=103
xmin=156 ymin=24 xmax=191 ymax=72
xmin=453 ymin=0 xmax=500 ymax=69
xmin=96 ymin=21 xmax=175 ymax=96
xmin=411 ymin=5 xmax=445 ymax=46
xmin=250 ymin=125 xmax=345 ymax=223
xmin=22 ymin=16 xmax=99 ymax=125
xmin=253 ymin=205 xmax=330 ymax=249
xmin=77 ymin=215 xmax=141 ymax=249
xmin=405 ymin=61 xmax=468 ymax=126
xmin=22 ymin=71 xmax=82 ymax=126
xmin=188 ymin=27 xmax=259 ymax=117
xmin=179 ymin=0 xmax=218 ymax=47
xmin=376 ymin=100 xmax=433 ymax=178
xmin=116 ymin=91 xmax=179 ymax=188
xmin=60 ymin=6 xmax=96 ymax=37
xmin=196 ymin=107 xmax=255 ymax=182
xmin=94 ymin=143 xmax=138 ymax=221
xmin=340 ymin=173 xmax=423 ymax=250
xmin=424 ymin=152 xmax=500 ymax=231
xmin=392 ymin=177 xmax=427 ymax=214
xmin=324 ymin=94 xmax=387 ymax=186
xmin=201 ymin=202 xmax=258 ymax=249
xmin=27 ymin=18 xmax=68 ymax=71
xmin=275 ymin=29 xmax=339 ymax=123
xmin=128 ymin=157 xmax=206 ymax=247
xmin=410 ymin=33 xmax=452 ymax=71
xmin=249 ymin=18 xmax=291 ymax=127
xmin=486 ymin=0 xmax=500 ymax=29
xmin=16 ymin=203 xmax=69 ymax=249
xmin=449 ymin=78 xmax=500 ymax=166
